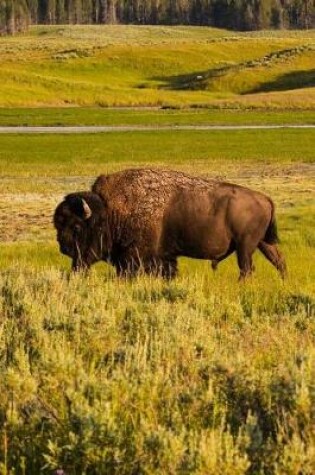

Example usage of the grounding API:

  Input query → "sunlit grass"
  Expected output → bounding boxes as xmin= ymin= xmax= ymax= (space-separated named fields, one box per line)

xmin=0 ymin=108 xmax=314 ymax=127
xmin=0 ymin=235 xmax=314 ymax=473
xmin=0 ymin=129 xmax=314 ymax=180
xmin=0 ymin=25 xmax=314 ymax=108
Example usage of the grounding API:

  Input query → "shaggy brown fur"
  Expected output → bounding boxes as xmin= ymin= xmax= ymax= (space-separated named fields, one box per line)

xmin=54 ymin=168 xmax=286 ymax=280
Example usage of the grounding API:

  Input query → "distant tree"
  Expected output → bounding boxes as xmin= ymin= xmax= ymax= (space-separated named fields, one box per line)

xmin=26 ymin=0 xmax=39 ymax=22
xmin=1 ymin=0 xmax=314 ymax=34
xmin=300 ymin=0 xmax=314 ymax=29
xmin=211 ymin=0 xmax=232 ymax=29
xmin=98 ymin=0 xmax=107 ymax=23
xmin=270 ymin=0 xmax=284 ymax=28
xmin=150 ymin=0 xmax=160 ymax=24
xmin=0 ymin=0 xmax=29 ymax=34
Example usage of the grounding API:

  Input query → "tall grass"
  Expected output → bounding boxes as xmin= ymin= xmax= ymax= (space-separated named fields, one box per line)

xmin=0 ymin=246 xmax=314 ymax=474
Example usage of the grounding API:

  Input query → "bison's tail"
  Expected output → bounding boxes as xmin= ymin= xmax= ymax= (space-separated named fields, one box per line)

xmin=264 ymin=200 xmax=279 ymax=244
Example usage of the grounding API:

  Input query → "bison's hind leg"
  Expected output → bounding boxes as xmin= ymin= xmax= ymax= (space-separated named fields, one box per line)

xmin=258 ymin=241 xmax=287 ymax=279
xmin=236 ymin=239 xmax=257 ymax=281
xmin=211 ymin=243 xmax=235 ymax=273
xmin=211 ymin=260 xmax=219 ymax=271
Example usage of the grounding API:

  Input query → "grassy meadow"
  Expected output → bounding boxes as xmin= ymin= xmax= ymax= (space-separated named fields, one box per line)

xmin=0 ymin=25 xmax=314 ymax=109
xmin=0 ymin=108 xmax=315 ymax=127
xmin=0 ymin=125 xmax=315 ymax=473
xmin=0 ymin=23 xmax=315 ymax=475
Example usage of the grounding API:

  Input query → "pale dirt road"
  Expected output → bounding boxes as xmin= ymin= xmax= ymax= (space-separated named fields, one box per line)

xmin=0 ymin=125 xmax=315 ymax=133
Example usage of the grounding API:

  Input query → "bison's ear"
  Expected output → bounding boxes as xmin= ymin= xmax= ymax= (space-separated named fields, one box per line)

xmin=66 ymin=195 xmax=92 ymax=220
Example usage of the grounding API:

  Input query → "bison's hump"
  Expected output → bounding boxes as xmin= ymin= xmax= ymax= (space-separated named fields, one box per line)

xmin=92 ymin=168 xmax=219 ymax=226
xmin=93 ymin=168 xmax=217 ymax=194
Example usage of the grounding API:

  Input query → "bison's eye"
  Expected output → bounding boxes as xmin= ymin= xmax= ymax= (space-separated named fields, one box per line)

xmin=73 ymin=224 xmax=81 ymax=237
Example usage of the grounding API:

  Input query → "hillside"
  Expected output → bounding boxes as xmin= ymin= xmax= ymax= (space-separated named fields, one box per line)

xmin=0 ymin=25 xmax=314 ymax=109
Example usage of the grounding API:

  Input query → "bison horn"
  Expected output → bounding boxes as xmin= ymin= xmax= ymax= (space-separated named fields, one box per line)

xmin=82 ymin=199 xmax=92 ymax=219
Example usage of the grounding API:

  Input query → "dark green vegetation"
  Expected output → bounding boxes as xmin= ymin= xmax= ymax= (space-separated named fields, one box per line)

xmin=1 ymin=0 xmax=314 ymax=35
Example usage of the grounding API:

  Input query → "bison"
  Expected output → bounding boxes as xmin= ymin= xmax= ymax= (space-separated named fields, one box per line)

xmin=54 ymin=168 xmax=286 ymax=281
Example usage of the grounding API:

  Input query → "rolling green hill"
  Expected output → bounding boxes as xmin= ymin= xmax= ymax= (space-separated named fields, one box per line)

xmin=0 ymin=25 xmax=314 ymax=109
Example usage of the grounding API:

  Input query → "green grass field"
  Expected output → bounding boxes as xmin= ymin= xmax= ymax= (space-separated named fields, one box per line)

xmin=0 ymin=108 xmax=315 ymax=127
xmin=0 ymin=129 xmax=314 ymax=180
xmin=0 ymin=127 xmax=314 ymax=473
xmin=0 ymin=25 xmax=314 ymax=109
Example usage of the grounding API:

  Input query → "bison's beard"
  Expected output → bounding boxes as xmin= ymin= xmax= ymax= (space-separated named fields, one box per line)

xmin=57 ymin=236 xmax=89 ymax=271
xmin=71 ymin=235 xmax=106 ymax=271
xmin=71 ymin=237 xmax=89 ymax=271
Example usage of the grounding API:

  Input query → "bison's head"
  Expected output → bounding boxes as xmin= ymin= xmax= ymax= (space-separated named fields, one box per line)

xmin=54 ymin=192 xmax=109 ymax=271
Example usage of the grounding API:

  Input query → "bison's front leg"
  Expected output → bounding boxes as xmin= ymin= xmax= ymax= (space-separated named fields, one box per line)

xmin=142 ymin=257 xmax=178 ymax=279
xmin=141 ymin=258 xmax=178 ymax=279
xmin=161 ymin=259 xmax=178 ymax=280
xmin=71 ymin=258 xmax=91 ymax=273
xmin=116 ymin=266 xmax=140 ymax=279
xmin=115 ymin=255 xmax=141 ymax=278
